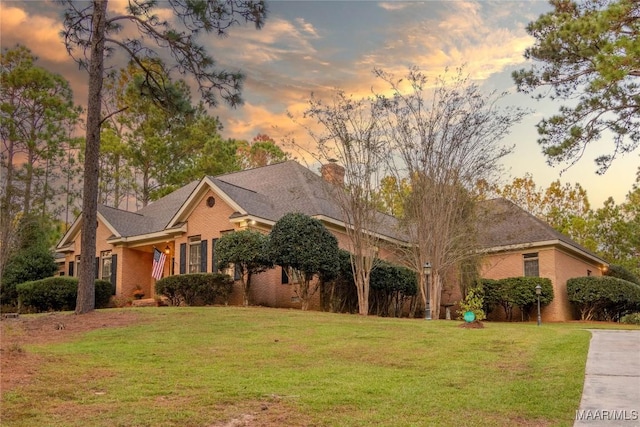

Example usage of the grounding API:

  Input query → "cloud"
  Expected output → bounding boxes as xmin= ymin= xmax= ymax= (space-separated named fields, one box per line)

xmin=378 ymin=2 xmax=412 ymax=11
xmin=0 ymin=6 xmax=68 ymax=62
xmin=355 ymin=1 xmax=534 ymax=82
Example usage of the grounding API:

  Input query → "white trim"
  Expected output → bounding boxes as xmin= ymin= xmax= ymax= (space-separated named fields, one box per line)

xmin=106 ymin=223 xmax=187 ymax=246
xmin=312 ymin=214 xmax=409 ymax=247
xmin=166 ymin=177 xmax=246 ymax=228
xmin=480 ymin=239 xmax=608 ymax=267
xmin=97 ymin=211 xmax=120 ymax=238
xmin=56 ymin=212 xmax=121 ymax=250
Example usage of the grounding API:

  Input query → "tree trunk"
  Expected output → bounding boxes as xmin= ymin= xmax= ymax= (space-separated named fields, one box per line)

xmin=76 ymin=0 xmax=107 ymax=315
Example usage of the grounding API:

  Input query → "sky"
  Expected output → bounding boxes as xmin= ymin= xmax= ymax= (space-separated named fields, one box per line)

xmin=1 ymin=0 xmax=638 ymax=208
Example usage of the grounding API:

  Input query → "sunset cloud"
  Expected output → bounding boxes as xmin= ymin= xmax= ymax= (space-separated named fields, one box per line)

xmin=1 ymin=6 xmax=68 ymax=62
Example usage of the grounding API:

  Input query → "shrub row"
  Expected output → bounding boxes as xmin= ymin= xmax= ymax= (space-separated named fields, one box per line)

xmin=155 ymin=273 xmax=234 ymax=306
xmin=567 ymin=276 xmax=640 ymax=321
xmin=478 ymin=277 xmax=554 ymax=321
xmin=16 ymin=277 xmax=113 ymax=312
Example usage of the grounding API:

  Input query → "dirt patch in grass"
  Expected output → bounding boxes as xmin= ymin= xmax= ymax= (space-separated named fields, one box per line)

xmin=458 ymin=320 xmax=485 ymax=329
xmin=1 ymin=310 xmax=140 ymax=393
xmin=209 ymin=396 xmax=311 ymax=427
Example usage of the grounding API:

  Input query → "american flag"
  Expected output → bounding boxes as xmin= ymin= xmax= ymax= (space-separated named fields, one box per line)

xmin=152 ymin=248 xmax=166 ymax=280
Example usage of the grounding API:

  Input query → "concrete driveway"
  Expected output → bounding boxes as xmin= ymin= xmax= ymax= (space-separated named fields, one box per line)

xmin=574 ymin=330 xmax=640 ymax=427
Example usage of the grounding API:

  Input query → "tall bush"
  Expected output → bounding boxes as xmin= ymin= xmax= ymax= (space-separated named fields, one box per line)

xmin=369 ymin=261 xmax=417 ymax=317
xmin=320 ymin=249 xmax=358 ymax=314
xmin=480 ymin=277 xmax=553 ymax=321
xmin=567 ymin=276 xmax=640 ymax=321
xmin=155 ymin=273 xmax=233 ymax=306
xmin=16 ymin=277 xmax=112 ymax=312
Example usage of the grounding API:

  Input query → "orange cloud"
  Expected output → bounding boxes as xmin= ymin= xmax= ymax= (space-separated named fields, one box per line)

xmin=1 ymin=6 xmax=68 ymax=62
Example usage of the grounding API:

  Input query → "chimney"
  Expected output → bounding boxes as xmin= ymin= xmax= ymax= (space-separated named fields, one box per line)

xmin=320 ymin=160 xmax=345 ymax=185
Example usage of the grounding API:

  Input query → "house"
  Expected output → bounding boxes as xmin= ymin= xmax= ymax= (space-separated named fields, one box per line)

xmin=476 ymin=198 xmax=608 ymax=321
xmin=56 ymin=161 xmax=405 ymax=309
xmin=56 ymin=161 xmax=608 ymax=320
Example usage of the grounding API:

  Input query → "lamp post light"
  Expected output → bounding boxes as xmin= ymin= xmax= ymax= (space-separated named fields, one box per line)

xmin=535 ymin=284 xmax=542 ymax=326
xmin=423 ymin=262 xmax=432 ymax=320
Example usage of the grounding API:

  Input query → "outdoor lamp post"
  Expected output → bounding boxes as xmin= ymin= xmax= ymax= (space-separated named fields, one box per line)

xmin=535 ymin=284 xmax=542 ymax=326
xmin=423 ymin=262 xmax=432 ymax=320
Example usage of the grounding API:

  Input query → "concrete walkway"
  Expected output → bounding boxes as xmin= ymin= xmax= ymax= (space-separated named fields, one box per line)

xmin=574 ymin=330 xmax=640 ymax=427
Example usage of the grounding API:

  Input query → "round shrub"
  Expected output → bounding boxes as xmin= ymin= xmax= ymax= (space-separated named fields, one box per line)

xmin=16 ymin=277 xmax=113 ymax=312
xmin=567 ymin=276 xmax=640 ymax=321
xmin=155 ymin=273 xmax=234 ymax=306
xmin=605 ymin=264 xmax=640 ymax=286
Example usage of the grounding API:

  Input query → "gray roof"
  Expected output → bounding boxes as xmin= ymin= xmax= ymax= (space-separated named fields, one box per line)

xmin=95 ymin=161 xmax=405 ymax=242
xmin=477 ymin=198 xmax=606 ymax=263
xmin=98 ymin=180 xmax=198 ymax=237
xmin=212 ymin=161 xmax=406 ymax=241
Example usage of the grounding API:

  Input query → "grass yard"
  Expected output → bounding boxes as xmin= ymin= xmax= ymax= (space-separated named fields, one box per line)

xmin=2 ymin=307 xmax=634 ymax=426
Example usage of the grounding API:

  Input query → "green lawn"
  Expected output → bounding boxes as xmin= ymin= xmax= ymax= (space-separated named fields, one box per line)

xmin=2 ymin=307 xmax=634 ymax=426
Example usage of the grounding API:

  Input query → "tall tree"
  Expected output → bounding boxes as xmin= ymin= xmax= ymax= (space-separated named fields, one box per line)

xmin=0 ymin=45 xmax=81 ymax=279
xmin=60 ymin=0 xmax=267 ymax=314
xmin=375 ymin=67 xmax=525 ymax=319
xmin=236 ymin=133 xmax=290 ymax=169
xmin=297 ymin=90 xmax=387 ymax=316
xmin=513 ymin=0 xmax=640 ymax=173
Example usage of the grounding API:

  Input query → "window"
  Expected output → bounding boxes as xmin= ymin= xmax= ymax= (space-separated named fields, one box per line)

xmin=75 ymin=255 xmax=81 ymax=277
xmin=523 ymin=253 xmax=539 ymax=277
xmin=587 ymin=270 xmax=592 ymax=276
xmin=189 ymin=236 xmax=201 ymax=273
xmin=281 ymin=267 xmax=289 ymax=284
xmin=100 ymin=250 xmax=112 ymax=280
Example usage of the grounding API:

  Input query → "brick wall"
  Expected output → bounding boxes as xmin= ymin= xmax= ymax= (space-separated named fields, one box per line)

xmin=481 ymin=245 xmax=604 ymax=321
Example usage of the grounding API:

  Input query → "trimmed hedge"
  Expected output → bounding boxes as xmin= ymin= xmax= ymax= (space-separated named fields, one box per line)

xmin=604 ymin=264 xmax=640 ymax=286
xmin=369 ymin=260 xmax=418 ymax=317
xmin=16 ymin=277 xmax=113 ymax=312
xmin=481 ymin=277 xmax=553 ymax=321
xmin=567 ymin=276 xmax=640 ymax=321
xmin=155 ymin=273 xmax=234 ymax=306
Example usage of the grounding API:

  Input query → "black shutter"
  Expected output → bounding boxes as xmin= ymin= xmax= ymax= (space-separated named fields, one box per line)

xmin=180 ymin=243 xmax=186 ymax=274
xmin=110 ymin=254 xmax=117 ymax=294
xmin=200 ymin=240 xmax=207 ymax=273
xmin=68 ymin=261 xmax=74 ymax=277
xmin=281 ymin=267 xmax=289 ymax=284
xmin=211 ymin=238 xmax=218 ymax=273
xmin=95 ymin=257 xmax=100 ymax=279
xmin=234 ymin=264 xmax=241 ymax=281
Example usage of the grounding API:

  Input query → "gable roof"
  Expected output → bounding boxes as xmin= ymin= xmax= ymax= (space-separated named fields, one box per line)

xmin=211 ymin=160 xmax=343 ymax=222
xmin=477 ymin=198 xmax=607 ymax=265
xmin=58 ymin=161 xmax=406 ymax=248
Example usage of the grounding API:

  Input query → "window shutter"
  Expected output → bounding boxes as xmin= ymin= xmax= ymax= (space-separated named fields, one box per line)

xmin=68 ymin=261 xmax=74 ymax=277
xmin=234 ymin=264 xmax=241 ymax=281
xmin=211 ymin=238 xmax=218 ymax=273
xmin=110 ymin=254 xmax=117 ymax=294
xmin=95 ymin=257 xmax=99 ymax=279
xmin=179 ymin=243 xmax=186 ymax=274
xmin=201 ymin=240 xmax=207 ymax=273
xmin=281 ymin=267 xmax=289 ymax=284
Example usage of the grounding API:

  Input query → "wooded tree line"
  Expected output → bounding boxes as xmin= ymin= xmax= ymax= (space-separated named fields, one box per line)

xmin=0 ymin=44 xmax=288 ymax=285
